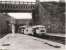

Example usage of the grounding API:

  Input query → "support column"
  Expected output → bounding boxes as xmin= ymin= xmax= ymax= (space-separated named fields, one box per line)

xmin=11 ymin=17 xmax=15 ymax=36
xmin=32 ymin=0 xmax=40 ymax=25
xmin=12 ymin=23 xmax=15 ymax=35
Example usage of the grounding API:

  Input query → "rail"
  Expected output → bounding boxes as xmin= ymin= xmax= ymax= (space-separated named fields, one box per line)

xmin=0 ymin=1 xmax=36 ymax=4
xmin=45 ymin=33 xmax=65 ymax=37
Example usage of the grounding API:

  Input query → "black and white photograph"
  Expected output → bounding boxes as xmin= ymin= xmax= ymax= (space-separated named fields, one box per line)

xmin=0 ymin=0 xmax=65 ymax=50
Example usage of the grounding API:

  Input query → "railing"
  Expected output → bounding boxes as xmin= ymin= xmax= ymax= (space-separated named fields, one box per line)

xmin=0 ymin=1 xmax=36 ymax=4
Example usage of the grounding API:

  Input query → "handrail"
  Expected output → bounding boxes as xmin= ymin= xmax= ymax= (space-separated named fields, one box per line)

xmin=0 ymin=1 xmax=36 ymax=4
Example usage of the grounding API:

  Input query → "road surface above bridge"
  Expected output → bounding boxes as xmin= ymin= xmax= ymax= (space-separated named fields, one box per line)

xmin=0 ymin=33 xmax=65 ymax=50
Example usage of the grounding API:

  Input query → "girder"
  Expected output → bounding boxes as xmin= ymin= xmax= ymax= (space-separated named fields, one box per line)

xmin=0 ymin=1 xmax=36 ymax=12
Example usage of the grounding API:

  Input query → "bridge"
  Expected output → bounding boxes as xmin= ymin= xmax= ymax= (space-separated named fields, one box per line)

xmin=0 ymin=0 xmax=44 ymax=24
xmin=0 ymin=0 xmax=49 ymax=26
xmin=0 ymin=1 xmax=36 ymax=12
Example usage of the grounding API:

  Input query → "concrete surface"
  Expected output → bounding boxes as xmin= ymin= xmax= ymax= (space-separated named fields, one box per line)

xmin=0 ymin=33 xmax=65 ymax=50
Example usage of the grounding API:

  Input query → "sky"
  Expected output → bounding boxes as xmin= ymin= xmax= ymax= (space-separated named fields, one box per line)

xmin=8 ymin=13 xmax=32 ymax=19
xmin=0 ymin=0 xmax=60 ymax=2
xmin=7 ymin=0 xmax=60 ymax=19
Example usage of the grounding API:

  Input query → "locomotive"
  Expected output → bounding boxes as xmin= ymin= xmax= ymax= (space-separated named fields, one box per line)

xmin=18 ymin=25 xmax=46 ymax=36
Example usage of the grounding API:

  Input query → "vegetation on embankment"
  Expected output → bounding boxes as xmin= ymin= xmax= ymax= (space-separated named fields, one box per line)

xmin=40 ymin=2 xmax=65 ymax=33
